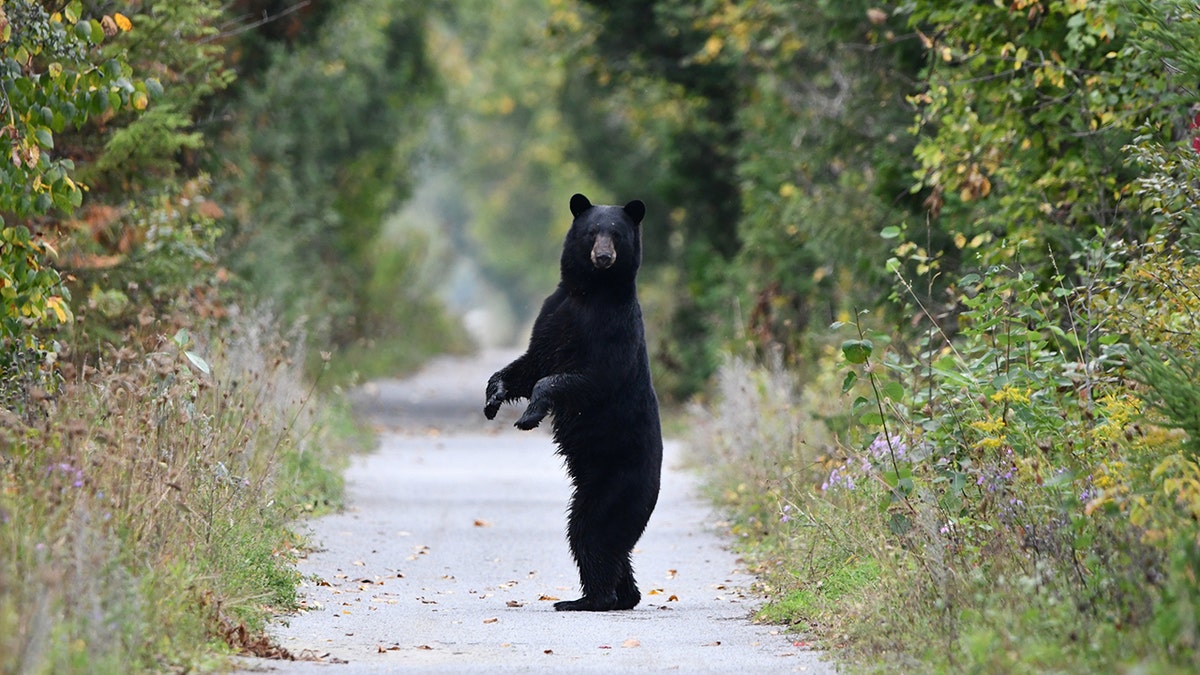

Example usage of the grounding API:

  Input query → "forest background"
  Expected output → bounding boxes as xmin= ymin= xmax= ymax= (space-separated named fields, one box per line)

xmin=2 ymin=0 xmax=1199 ymax=672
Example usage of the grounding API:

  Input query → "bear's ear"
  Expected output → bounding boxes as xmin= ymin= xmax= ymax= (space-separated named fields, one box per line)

xmin=570 ymin=193 xmax=593 ymax=218
xmin=623 ymin=200 xmax=646 ymax=225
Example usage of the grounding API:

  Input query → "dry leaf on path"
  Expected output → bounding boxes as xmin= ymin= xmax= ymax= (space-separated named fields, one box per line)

xmin=622 ymin=638 xmax=641 ymax=648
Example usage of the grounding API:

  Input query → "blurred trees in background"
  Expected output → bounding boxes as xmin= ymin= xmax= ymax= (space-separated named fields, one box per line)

xmin=4 ymin=0 xmax=1198 ymax=396
xmin=221 ymin=0 xmax=468 ymax=374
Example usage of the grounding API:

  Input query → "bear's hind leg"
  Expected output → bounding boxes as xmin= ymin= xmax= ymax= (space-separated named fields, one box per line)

xmin=613 ymin=558 xmax=640 ymax=610
xmin=553 ymin=540 xmax=621 ymax=611
xmin=555 ymin=487 xmax=645 ymax=612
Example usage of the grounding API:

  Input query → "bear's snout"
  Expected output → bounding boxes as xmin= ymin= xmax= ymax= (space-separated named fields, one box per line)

xmin=591 ymin=234 xmax=616 ymax=269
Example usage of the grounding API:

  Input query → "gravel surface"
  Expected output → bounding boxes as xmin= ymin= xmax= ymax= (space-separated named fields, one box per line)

xmin=237 ymin=351 xmax=834 ymax=673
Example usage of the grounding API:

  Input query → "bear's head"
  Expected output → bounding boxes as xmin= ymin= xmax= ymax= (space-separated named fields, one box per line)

xmin=560 ymin=193 xmax=646 ymax=295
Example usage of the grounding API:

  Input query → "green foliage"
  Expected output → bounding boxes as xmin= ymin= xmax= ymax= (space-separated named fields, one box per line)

xmin=905 ymin=0 xmax=1188 ymax=283
xmin=226 ymin=0 xmax=467 ymax=375
xmin=429 ymin=0 xmax=605 ymax=312
xmin=0 ymin=0 xmax=147 ymax=351
xmin=1 ymin=224 xmax=70 ymax=344
xmin=684 ymin=0 xmax=1200 ymax=668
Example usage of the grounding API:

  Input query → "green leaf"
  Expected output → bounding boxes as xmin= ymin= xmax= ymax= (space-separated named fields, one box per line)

xmin=880 ymin=226 xmax=902 ymax=239
xmin=860 ymin=412 xmax=884 ymax=426
xmin=173 ymin=328 xmax=190 ymax=347
xmin=841 ymin=370 xmax=858 ymax=393
xmin=882 ymin=380 xmax=904 ymax=401
xmin=90 ymin=19 xmax=106 ymax=44
xmin=34 ymin=128 xmax=54 ymax=150
xmin=65 ymin=1 xmax=83 ymax=24
xmin=185 ymin=351 xmax=211 ymax=376
xmin=842 ymin=339 xmax=873 ymax=364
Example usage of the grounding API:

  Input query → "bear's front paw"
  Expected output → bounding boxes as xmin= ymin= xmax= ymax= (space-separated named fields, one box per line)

xmin=484 ymin=375 xmax=507 ymax=420
xmin=514 ymin=399 xmax=549 ymax=430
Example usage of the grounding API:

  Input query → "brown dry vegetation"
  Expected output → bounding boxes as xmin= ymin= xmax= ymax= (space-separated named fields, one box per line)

xmin=0 ymin=314 xmax=364 ymax=672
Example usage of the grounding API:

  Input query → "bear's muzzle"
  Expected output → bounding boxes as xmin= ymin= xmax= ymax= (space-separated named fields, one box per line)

xmin=591 ymin=234 xmax=616 ymax=269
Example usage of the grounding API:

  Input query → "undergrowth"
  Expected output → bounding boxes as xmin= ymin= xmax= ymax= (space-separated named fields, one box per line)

xmin=0 ymin=312 xmax=366 ymax=673
xmin=693 ymin=234 xmax=1200 ymax=673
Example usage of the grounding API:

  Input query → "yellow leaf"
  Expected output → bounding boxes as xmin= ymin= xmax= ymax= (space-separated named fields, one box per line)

xmin=700 ymin=35 xmax=720 ymax=60
xmin=114 ymin=13 xmax=133 ymax=31
xmin=46 ymin=296 xmax=71 ymax=323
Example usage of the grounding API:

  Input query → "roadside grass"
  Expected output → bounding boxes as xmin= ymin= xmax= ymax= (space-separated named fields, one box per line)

xmin=692 ymin=244 xmax=1200 ymax=673
xmin=0 ymin=313 xmax=369 ymax=673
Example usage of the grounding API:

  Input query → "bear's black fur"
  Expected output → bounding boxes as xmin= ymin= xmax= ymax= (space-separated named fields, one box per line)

xmin=484 ymin=193 xmax=663 ymax=612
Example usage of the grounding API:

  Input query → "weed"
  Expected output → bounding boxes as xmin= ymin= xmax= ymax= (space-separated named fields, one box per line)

xmin=694 ymin=232 xmax=1200 ymax=673
xmin=0 ymin=309 xmax=362 ymax=672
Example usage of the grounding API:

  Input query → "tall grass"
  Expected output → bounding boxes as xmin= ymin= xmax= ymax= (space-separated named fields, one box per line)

xmin=0 ymin=310 xmax=363 ymax=673
xmin=693 ymin=238 xmax=1200 ymax=673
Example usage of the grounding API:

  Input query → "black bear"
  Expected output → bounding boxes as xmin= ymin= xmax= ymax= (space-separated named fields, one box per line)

xmin=484 ymin=193 xmax=663 ymax=612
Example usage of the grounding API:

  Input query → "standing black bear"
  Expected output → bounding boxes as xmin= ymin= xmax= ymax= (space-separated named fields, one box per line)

xmin=484 ymin=193 xmax=663 ymax=612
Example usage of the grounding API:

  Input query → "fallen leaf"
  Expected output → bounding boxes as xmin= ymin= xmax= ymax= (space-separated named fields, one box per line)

xmin=352 ymin=561 xmax=365 ymax=567
xmin=703 ymin=641 xmax=722 ymax=647
xmin=622 ymin=638 xmax=641 ymax=648
xmin=666 ymin=569 xmax=678 ymax=579
xmin=537 ymin=594 xmax=560 ymax=601
xmin=543 ymin=649 xmax=553 ymax=654
xmin=668 ymin=594 xmax=679 ymax=602
xmin=506 ymin=600 xmax=524 ymax=607
xmin=647 ymin=588 xmax=664 ymax=596
xmin=417 ymin=645 xmax=433 ymax=650
xmin=474 ymin=519 xmax=492 ymax=527
xmin=483 ymin=617 xmax=498 ymax=624
xmin=599 ymin=645 xmax=612 ymax=649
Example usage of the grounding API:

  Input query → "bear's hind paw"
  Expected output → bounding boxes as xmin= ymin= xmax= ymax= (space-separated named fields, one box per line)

xmin=553 ymin=594 xmax=619 ymax=612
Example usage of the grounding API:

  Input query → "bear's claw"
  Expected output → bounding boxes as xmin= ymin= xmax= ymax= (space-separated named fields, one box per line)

xmin=484 ymin=375 xmax=506 ymax=419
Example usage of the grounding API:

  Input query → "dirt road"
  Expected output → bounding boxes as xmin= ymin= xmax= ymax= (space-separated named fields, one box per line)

xmin=240 ymin=351 xmax=832 ymax=673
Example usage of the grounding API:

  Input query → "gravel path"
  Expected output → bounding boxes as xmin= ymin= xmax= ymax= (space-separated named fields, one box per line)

xmin=237 ymin=351 xmax=833 ymax=673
